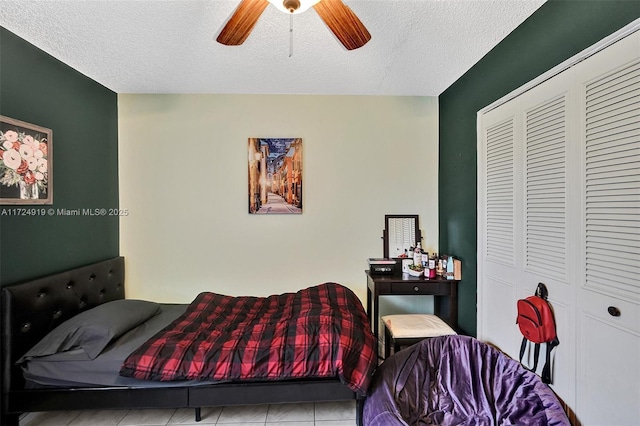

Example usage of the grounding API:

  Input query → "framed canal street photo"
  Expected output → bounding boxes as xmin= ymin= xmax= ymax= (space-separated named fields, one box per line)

xmin=0 ymin=116 xmax=52 ymax=205
xmin=248 ymin=138 xmax=302 ymax=214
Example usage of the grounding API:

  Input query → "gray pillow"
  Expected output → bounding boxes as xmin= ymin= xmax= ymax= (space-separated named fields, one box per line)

xmin=18 ymin=299 xmax=161 ymax=362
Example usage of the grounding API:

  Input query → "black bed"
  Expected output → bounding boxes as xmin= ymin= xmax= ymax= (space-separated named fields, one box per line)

xmin=1 ymin=257 xmax=366 ymax=425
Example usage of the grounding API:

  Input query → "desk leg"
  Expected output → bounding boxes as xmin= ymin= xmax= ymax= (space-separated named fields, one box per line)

xmin=367 ymin=285 xmax=373 ymax=338
xmin=450 ymin=282 xmax=459 ymax=331
xmin=434 ymin=296 xmax=442 ymax=320
xmin=434 ymin=283 xmax=459 ymax=331
xmin=373 ymin=289 xmax=379 ymax=341
xmin=367 ymin=286 xmax=372 ymax=332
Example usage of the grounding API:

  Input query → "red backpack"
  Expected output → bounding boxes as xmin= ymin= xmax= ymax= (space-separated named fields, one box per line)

xmin=516 ymin=283 xmax=559 ymax=384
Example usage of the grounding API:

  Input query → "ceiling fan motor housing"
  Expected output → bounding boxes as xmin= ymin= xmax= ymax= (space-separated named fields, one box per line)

xmin=283 ymin=0 xmax=301 ymax=13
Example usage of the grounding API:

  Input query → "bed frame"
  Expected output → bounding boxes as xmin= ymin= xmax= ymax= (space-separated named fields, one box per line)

xmin=1 ymin=257 xmax=364 ymax=425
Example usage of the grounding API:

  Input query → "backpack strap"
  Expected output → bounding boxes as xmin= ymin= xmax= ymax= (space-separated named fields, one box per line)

xmin=532 ymin=343 xmax=540 ymax=373
xmin=519 ymin=337 xmax=540 ymax=373
xmin=541 ymin=337 xmax=560 ymax=384
xmin=519 ymin=337 xmax=528 ymax=365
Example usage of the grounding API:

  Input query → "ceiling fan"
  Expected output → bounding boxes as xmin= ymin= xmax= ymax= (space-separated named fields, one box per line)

xmin=216 ymin=0 xmax=371 ymax=50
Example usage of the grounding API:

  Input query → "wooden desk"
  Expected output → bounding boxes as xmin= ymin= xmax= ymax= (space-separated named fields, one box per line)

xmin=365 ymin=270 xmax=460 ymax=343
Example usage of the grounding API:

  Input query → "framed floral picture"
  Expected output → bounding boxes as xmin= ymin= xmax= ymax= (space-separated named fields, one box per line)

xmin=0 ymin=116 xmax=52 ymax=204
xmin=248 ymin=138 xmax=302 ymax=214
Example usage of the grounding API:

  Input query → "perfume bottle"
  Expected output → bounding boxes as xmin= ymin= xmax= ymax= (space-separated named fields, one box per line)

xmin=413 ymin=242 xmax=422 ymax=267
xmin=436 ymin=255 xmax=444 ymax=276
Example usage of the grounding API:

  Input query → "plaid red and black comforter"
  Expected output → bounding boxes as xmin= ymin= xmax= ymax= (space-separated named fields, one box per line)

xmin=120 ymin=283 xmax=376 ymax=395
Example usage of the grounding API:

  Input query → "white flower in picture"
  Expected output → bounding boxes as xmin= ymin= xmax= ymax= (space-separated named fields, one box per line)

xmin=19 ymin=144 xmax=33 ymax=158
xmin=4 ymin=130 xmax=18 ymax=143
xmin=3 ymin=149 xmax=21 ymax=170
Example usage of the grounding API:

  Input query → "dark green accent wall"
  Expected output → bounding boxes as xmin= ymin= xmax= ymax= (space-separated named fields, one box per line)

xmin=438 ymin=0 xmax=640 ymax=336
xmin=0 ymin=28 xmax=119 ymax=286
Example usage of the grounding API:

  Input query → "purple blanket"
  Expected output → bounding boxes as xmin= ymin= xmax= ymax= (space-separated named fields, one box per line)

xmin=364 ymin=335 xmax=570 ymax=426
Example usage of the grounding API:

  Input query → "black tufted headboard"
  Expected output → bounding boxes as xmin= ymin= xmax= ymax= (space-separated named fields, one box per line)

xmin=1 ymin=257 xmax=125 ymax=401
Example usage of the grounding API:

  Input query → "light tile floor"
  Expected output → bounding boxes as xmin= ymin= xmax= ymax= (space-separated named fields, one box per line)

xmin=19 ymin=401 xmax=357 ymax=426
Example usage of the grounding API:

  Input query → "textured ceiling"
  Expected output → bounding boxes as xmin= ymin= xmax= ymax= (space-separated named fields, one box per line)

xmin=0 ymin=0 xmax=546 ymax=96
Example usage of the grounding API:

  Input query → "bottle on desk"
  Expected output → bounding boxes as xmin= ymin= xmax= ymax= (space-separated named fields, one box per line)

xmin=413 ymin=242 xmax=422 ymax=267
xmin=437 ymin=255 xmax=444 ymax=276
xmin=446 ymin=256 xmax=455 ymax=280
xmin=428 ymin=253 xmax=436 ymax=279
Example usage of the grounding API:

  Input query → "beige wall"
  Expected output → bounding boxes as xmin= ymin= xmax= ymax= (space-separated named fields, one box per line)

xmin=118 ymin=94 xmax=438 ymax=310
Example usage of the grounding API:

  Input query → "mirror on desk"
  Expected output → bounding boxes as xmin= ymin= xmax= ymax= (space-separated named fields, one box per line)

xmin=383 ymin=214 xmax=421 ymax=258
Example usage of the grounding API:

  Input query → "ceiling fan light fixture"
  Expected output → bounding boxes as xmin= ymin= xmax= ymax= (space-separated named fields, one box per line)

xmin=267 ymin=0 xmax=320 ymax=14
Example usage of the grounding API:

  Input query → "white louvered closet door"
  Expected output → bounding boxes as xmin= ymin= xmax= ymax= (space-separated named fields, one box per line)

xmin=575 ymin=31 xmax=640 ymax=426
xmin=478 ymin=101 xmax=520 ymax=354
xmin=478 ymin=26 xmax=640 ymax=425
xmin=517 ymin=67 xmax=577 ymax=405
xmin=479 ymin=67 xmax=578 ymax=403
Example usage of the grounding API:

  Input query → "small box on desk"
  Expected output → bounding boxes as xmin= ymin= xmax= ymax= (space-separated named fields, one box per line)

xmin=368 ymin=258 xmax=397 ymax=275
xmin=443 ymin=256 xmax=462 ymax=280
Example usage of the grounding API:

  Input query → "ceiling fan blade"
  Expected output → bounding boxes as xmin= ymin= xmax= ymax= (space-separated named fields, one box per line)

xmin=217 ymin=0 xmax=269 ymax=45
xmin=313 ymin=0 xmax=371 ymax=50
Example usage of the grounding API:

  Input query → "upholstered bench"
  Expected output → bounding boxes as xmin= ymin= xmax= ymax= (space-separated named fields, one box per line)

xmin=382 ymin=314 xmax=457 ymax=358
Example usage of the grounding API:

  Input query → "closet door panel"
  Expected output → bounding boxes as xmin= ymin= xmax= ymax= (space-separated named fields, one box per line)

xmin=541 ymin=297 xmax=572 ymax=398
xmin=482 ymin=275 xmax=518 ymax=352
xmin=523 ymin=94 xmax=569 ymax=282
xmin=478 ymin=102 xmax=521 ymax=351
xmin=517 ymin=68 xmax=577 ymax=404
xmin=575 ymin=30 xmax=640 ymax=425
xmin=577 ymin=311 xmax=640 ymax=425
